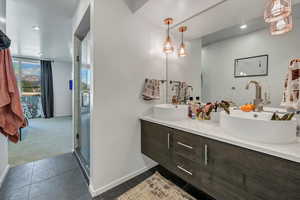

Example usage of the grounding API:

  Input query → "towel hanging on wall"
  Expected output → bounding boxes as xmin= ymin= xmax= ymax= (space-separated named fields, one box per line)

xmin=142 ymin=79 xmax=161 ymax=101
xmin=0 ymin=30 xmax=11 ymax=51
xmin=0 ymin=48 xmax=27 ymax=143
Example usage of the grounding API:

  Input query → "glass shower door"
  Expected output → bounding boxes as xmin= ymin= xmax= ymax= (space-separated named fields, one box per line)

xmin=75 ymin=32 xmax=91 ymax=174
xmin=79 ymin=64 xmax=91 ymax=168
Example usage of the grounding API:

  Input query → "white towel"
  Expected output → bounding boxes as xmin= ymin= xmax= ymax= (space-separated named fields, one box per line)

xmin=178 ymin=82 xmax=188 ymax=103
xmin=281 ymin=60 xmax=300 ymax=110
xmin=142 ymin=79 xmax=160 ymax=101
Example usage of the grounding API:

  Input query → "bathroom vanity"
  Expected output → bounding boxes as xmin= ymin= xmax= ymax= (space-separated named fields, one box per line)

xmin=141 ymin=117 xmax=300 ymax=200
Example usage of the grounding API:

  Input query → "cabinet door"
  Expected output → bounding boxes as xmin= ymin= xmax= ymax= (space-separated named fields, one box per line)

xmin=241 ymin=146 xmax=300 ymax=200
xmin=201 ymin=138 xmax=300 ymax=200
xmin=199 ymin=138 xmax=251 ymax=200
xmin=141 ymin=120 xmax=173 ymax=168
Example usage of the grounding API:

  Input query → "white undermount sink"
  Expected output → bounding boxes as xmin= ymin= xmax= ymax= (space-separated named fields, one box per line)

xmin=220 ymin=109 xmax=297 ymax=144
xmin=153 ymin=104 xmax=188 ymax=121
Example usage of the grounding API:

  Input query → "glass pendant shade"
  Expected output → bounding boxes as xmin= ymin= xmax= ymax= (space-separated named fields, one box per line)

xmin=163 ymin=36 xmax=174 ymax=54
xmin=178 ymin=43 xmax=187 ymax=57
xmin=264 ymin=0 xmax=292 ymax=23
xmin=178 ymin=26 xmax=187 ymax=57
xmin=270 ymin=15 xmax=293 ymax=35
xmin=163 ymin=18 xmax=174 ymax=54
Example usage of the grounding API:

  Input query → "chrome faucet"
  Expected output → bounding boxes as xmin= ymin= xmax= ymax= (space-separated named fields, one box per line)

xmin=245 ymin=80 xmax=264 ymax=112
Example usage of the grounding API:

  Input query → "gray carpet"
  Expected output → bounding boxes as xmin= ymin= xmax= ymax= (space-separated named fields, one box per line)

xmin=8 ymin=116 xmax=73 ymax=167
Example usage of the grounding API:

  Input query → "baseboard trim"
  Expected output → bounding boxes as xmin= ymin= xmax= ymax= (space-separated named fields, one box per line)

xmin=54 ymin=114 xmax=72 ymax=118
xmin=0 ymin=165 xmax=10 ymax=188
xmin=89 ymin=163 xmax=158 ymax=197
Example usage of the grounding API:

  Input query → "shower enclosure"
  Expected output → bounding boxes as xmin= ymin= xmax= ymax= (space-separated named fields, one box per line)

xmin=73 ymin=7 xmax=91 ymax=178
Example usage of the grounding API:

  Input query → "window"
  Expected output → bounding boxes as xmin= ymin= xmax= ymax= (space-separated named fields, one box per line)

xmin=13 ymin=58 xmax=43 ymax=118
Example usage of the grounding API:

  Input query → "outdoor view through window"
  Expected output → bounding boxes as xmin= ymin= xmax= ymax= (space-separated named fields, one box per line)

xmin=13 ymin=59 xmax=42 ymax=118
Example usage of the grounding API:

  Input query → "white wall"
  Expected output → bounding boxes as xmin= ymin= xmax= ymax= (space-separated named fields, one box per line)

xmin=202 ymin=19 xmax=300 ymax=107
xmin=89 ymin=0 xmax=165 ymax=195
xmin=72 ymin=0 xmax=203 ymax=196
xmin=52 ymin=61 xmax=72 ymax=117
xmin=72 ymin=0 xmax=90 ymax=34
xmin=0 ymin=0 xmax=5 ymax=31
xmin=0 ymin=0 xmax=9 ymax=188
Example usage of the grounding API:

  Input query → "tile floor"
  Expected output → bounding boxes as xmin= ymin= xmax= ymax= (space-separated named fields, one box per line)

xmin=0 ymin=153 xmax=90 ymax=200
xmin=0 ymin=153 xmax=213 ymax=200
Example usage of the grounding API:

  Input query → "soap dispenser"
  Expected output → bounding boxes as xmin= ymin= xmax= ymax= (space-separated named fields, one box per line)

xmin=188 ymin=97 xmax=194 ymax=118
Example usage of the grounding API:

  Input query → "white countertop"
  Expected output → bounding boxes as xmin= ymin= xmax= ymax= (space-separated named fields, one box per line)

xmin=141 ymin=115 xmax=300 ymax=163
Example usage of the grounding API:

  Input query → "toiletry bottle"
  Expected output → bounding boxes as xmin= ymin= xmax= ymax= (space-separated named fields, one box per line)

xmin=188 ymin=97 xmax=194 ymax=118
xmin=214 ymin=101 xmax=218 ymax=112
xmin=193 ymin=97 xmax=201 ymax=116
xmin=195 ymin=97 xmax=201 ymax=106
xmin=192 ymin=112 xmax=196 ymax=120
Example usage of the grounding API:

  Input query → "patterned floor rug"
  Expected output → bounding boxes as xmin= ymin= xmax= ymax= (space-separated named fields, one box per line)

xmin=118 ymin=172 xmax=196 ymax=200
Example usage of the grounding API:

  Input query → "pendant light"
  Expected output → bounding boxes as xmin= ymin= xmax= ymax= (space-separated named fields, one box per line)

xmin=270 ymin=15 xmax=293 ymax=35
xmin=163 ymin=18 xmax=174 ymax=54
xmin=178 ymin=26 xmax=187 ymax=57
xmin=264 ymin=0 xmax=292 ymax=23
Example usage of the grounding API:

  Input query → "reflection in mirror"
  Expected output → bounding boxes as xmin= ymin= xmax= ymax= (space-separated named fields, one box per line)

xmin=176 ymin=3 xmax=300 ymax=108
xmin=234 ymin=55 xmax=268 ymax=78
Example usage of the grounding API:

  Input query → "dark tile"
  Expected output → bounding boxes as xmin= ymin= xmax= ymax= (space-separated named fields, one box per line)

xmin=29 ymin=174 xmax=65 ymax=199
xmin=94 ymin=165 xmax=211 ymax=200
xmin=32 ymin=153 xmax=79 ymax=183
xmin=0 ymin=163 xmax=33 ymax=191
xmin=30 ymin=192 xmax=70 ymax=200
xmin=75 ymin=192 xmax=93 ymax=200
xmin=96 ymin=169 xmax=155 ymax=199
xmin=0 ymin=185 xmax=30 ymax=200
xmin=184 ymin=184 xmax=215 ymax=200
xmin=93 ymin=197 xmax=115 ymax=200
xmin=30 ymin=168 xmax=88 ymax=200
xmin=53 ymin=153 xmax=79 ymax=174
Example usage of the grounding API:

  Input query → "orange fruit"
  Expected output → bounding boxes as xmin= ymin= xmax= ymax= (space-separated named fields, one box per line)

xmin=240 ymin=104 xmax=255 ymax=112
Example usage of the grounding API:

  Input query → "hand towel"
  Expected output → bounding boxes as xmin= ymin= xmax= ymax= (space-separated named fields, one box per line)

xmin=281 ymin=59 xmax=300 ymax=110
xmin=142 ymin=79 xmax=160 ymax=101
xmin=178 ymin=82 xmax=188 ymax=103
xmin=0 ymin=49 xmax=26 ymax=143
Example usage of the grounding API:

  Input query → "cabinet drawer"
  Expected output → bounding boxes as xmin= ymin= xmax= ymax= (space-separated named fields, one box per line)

xmin=173 ymin=129 xmax=204 ymax=163
xmin=172 ymin=154 xmax=199 ymax=186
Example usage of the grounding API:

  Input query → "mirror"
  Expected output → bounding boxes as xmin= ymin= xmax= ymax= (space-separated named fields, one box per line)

xmin=234 ymin=55 xmax=268 ymax=78
xmin=167 ymin=3 xmax=300 ymax=108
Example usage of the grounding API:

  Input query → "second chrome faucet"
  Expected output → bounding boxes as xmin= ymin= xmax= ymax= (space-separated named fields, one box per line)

xmin=245 ymin=80 xmax=266 ymax=112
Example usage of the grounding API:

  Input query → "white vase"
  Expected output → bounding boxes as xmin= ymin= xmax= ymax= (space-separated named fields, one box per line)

xmin=210 ymin=112 xmax=220 ymax=123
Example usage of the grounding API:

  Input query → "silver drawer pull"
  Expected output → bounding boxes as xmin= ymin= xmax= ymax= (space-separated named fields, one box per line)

xmin=177 ymin=165 xmax=193 ymax=176
xmin=204 ymin=144 xmax=208 ymax=166
xmin=167 ymin=133 xmax=170 ymax=149
xmin=177 ymin=142 xmax=193 ymax=149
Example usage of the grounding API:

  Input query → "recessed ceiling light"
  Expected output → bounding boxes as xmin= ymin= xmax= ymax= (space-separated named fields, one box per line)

xmin=240 ymin=24 xmax=248 ymax=29
xmin=32 ymin=26 xmax=40 ymax=31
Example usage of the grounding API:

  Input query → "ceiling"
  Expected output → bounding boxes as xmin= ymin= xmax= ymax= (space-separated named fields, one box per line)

xmin=136 ymin=0 xmax=224 ymax=28
xmin=202 ymin=3 xmax=300 ymax=46
xmin=6 ymin=0 xmax=300 ymax=61
xmin=136 ymin=0 xmax=300 ymax=40
xmin=7 ymin=0 xmax=78 ymax=62
xmin=123 ymin=0 xmax=149 ymax=13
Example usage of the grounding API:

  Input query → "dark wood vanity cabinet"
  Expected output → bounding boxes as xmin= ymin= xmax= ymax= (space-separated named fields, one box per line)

xmin=141 ymin=120 xmax=300 ymax=200
xmin=141 ymin=120 xmax=173 ymax=169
